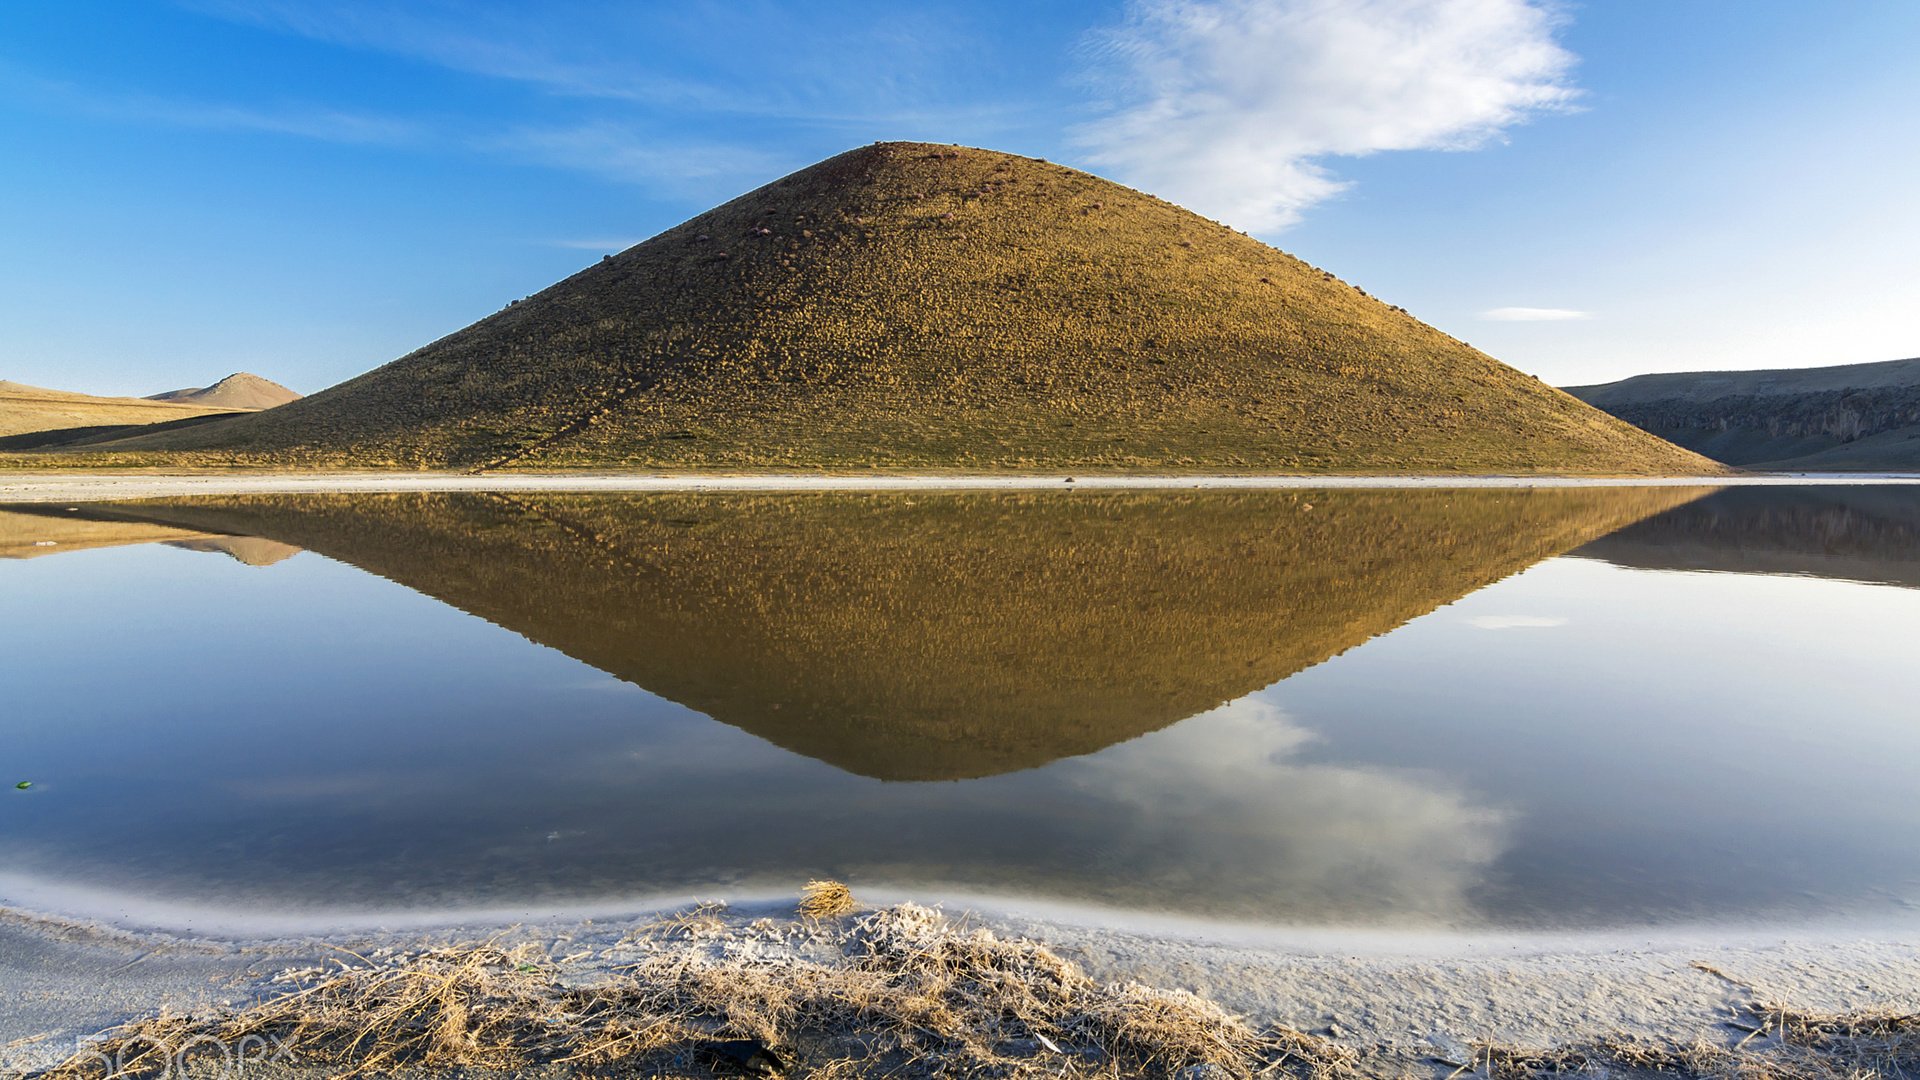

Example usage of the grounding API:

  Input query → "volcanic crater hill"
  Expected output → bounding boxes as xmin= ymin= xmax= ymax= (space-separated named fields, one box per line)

xmin=1572 ymin=486 xmax=1920 ymax=590
xmin=103 ymin=142 xmax=1715 ymax=474
xmin=66 ymin=485 xmax=1709 ymax=780
xmin=1568 ymin=357 xmax=1920 ymax=471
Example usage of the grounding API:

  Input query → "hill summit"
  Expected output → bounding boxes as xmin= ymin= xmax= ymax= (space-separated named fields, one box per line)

xmin=147 ymin=372 xmax=301 ymax=410
xmin=118 ymin=142 xmax=1715 ymax=473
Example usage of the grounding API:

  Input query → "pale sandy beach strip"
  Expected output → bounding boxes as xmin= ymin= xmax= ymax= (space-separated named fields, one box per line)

xmin=1 ymin=470 xmax=1917 ymax=504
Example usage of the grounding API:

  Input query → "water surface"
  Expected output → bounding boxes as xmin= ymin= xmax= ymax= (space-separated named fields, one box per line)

xmin=2 ymin=485 xmax=1918 ymax=932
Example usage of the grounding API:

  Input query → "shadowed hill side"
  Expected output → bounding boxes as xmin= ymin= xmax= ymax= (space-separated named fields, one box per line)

xmin=100 ymin=143 xmax=1716 ymax=474
xmin=1568 ymin=358 xmax=1920 ymax=470
xmin=1571 ymin=486 xmax=1920 ymax=589
xmin=78 ymin=486 xmax=1709 ymax=779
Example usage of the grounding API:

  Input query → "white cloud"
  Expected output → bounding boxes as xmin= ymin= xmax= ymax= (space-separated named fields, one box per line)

xmin=1056 ymin=696 xmax=1510 ymax=923
xmin=1480 ymin=306 xmax=1594 ymax=321
xmin=1467 ymin=614 xmax=1568 ymax=630
xmin=1078 ymin=0 xmax=1579 ymax=231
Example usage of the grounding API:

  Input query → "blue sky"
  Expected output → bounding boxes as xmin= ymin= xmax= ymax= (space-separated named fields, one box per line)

xmin=2 ymin=0 xmax=1915 ymax=396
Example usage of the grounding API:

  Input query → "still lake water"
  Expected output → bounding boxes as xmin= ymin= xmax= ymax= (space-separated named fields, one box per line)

xmin=2 ymin=485 xmax=1919 ymax=933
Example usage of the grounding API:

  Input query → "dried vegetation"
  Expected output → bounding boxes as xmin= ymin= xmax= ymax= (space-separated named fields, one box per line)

xmin=23 ymin=890 xmax=1918 ymax=1079
xmin=1460 ymin=1004 xmax=1920 ymax=1080
xmin=37 ymin=898 xmax=1355 ymax=1079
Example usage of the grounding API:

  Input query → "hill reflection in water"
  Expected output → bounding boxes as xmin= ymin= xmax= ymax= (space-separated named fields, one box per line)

xmin=75 ymin=487 xmax=1707 ymax=780
xmin=1573 ymin=485 xmax=1920 ymax=589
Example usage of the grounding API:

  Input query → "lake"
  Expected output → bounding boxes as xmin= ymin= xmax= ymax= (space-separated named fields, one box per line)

xmin=3 ymin=484 xmax=1919 ymax=933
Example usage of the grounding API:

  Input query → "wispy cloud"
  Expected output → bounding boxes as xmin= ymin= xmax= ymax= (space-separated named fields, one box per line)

xmin=479 ymin=123 xmax=791 ymax=198
xmin=1480 ymin=306 xmax=1594 ymax=321
xmin=0 ymin=59 xmax=777 ymax=200
xmin=0 ymin=62 xmax=419 ymax=145
xmin=179 ymin=1 xmax=1028 ymax=132
xmin=170 ymin=2 xmax=1023 ymax=194
xmin=178 ymin=0 xmax=727 ymax=108
xmin=1077 ymin=0 xmax=1579 ymax=231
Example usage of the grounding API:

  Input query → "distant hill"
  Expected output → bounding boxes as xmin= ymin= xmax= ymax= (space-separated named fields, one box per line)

xmin=147 ymin=372 xmax=301 ymax=410
xmin=57 ymin=486 xmax=1708 ymax=780
xmin=1567 ymin=357 xmax=1920 ymax=471
xmin=0 ymin=380 xmax=245 ymax=445
xmin=98 ymin=142 xmax=1715 ymax=475
xmin=0 ymin=506 xmax=297 ymax=565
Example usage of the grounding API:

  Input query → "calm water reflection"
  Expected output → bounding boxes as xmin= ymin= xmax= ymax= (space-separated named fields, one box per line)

xmin=2 ymin=486 xmax=1917 ymax=931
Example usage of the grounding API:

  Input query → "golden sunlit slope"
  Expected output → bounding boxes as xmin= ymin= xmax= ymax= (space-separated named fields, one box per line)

xmin=0 ymin=380 xmax=246 ymax=443
xmin=102 ymin=143 xmax=1717 ymax=474
xmin=76 ymin=486 xmax=1710 ymax=779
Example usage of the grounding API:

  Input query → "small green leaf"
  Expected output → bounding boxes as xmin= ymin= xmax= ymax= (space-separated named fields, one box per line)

xmin=14 ymin=782 xmax=30 ymax=790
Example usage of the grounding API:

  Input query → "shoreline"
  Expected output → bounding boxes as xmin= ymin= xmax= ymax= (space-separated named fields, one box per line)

xmin=0 ymin=469 xmax=1916 ymax=504
xmin=7 ymin=871 xmax=1920 ymax=956
xmin=3 ymin=892 xmax=1917 ymax=1076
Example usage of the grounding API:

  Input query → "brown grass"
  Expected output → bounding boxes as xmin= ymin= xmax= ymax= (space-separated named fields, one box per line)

xmin=1467 ymin=1004 xmax=1920 ymax=1080
xmin=25 ymin=897 xmax=1916 ymax=1079
xmin=798 ymin=880 xmax=857 ymax=920
xmin=38 ymin=903 xmax=1356 ymax=1079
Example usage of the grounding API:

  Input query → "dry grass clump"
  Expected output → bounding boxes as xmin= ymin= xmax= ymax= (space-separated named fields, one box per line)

xmin=798 ymin=879 xmax=857 ymax=919
xmin=39 ymin=902 xmax=1355 ymax=1080
xmin=42 ymin=939 xmax=560 ymax=1078
xmin=1466 ymin=1003 xmax=1920 ymax=1080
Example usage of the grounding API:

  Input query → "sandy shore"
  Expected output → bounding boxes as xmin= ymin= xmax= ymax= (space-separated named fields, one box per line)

xmin=0 ymin=469 xmax=1917 ymax=504
xmin=3 ymin=893 xmax=1917 ymax=1076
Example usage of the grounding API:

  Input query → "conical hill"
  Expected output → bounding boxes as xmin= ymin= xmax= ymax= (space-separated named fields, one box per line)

xmin=114 ymin=142 xmax=1717 ymax=473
